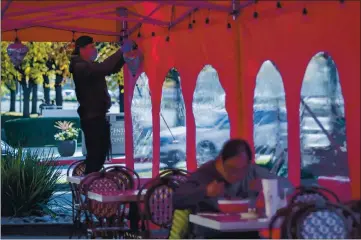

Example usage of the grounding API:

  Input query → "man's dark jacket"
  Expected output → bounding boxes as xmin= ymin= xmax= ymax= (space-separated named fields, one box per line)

xmin=69 ymin=50 xmax=125 ymax=119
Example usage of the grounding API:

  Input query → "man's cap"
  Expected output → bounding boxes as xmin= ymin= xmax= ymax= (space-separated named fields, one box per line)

xmin=72 ymin=35 xmax=94 ymax=55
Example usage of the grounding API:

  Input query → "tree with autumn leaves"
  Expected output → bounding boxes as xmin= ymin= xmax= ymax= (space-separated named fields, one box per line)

xmin=1 ymin=41 xmax=124 ymax=117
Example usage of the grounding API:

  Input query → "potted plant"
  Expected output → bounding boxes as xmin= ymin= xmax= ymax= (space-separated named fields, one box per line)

xmin=54 ymin=121 xmax=79 ymax=157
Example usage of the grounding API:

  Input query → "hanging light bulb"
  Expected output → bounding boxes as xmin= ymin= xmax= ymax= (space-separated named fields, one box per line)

xmin=253 ymin=11 xmax=258 ymax=19
xmin=165 ymin=35 xmax=170 ymax=42
xmin=137 ymin=24 xmax=142 ymax=38
xmin=205 ymin=9 xmax=210 ymax=24
xmin=151 ymin=32 xmax=155 ymax=37
xmin=253 ymin=0 xmax=259 ymax=19
xmin=192 ymin=10 xmax=196 ymax=24
xmin=339 ymin=0 xmax=345 ymax=3
xmin=227 ymin=22 xmax=231 ymax=29
xmin=188 ymin=13 xmax=193 ymax=29
xmin=302 ymin=7 xmax=308 ymax=15
xmin=65 ymin=31 xmax=76 ymax=55
xmin=276 ymin=1 xmax=282 ymax=9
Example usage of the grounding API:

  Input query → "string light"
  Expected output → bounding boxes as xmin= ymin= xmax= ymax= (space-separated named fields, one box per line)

xmin=339 ymin=0 xmax=345 ymax=3
xmin=151 ymin=31 xmax=155 ymax=37
xmin=227 ymin=22 xmax=232 ymax=29
xmin=192 ymin=10 xmax=196 ymax=24
xmin=165 ymin=35 xmax=170 ymax=42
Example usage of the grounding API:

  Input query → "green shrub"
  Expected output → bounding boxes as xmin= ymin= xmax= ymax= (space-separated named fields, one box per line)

xmin=1 ymin=113 xmax=38 ymax=140
xmin=3 ymin=117 xmax=82 ymax=147
xmin=1 ymin=148 xmax=61 ymax=217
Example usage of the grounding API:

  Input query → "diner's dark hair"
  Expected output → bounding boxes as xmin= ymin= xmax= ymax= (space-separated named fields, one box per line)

xmin=220 ymin=139 xmax=252 ymax=163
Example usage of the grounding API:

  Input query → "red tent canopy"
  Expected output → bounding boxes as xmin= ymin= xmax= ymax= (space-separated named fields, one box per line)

xmin=2 ymin=0 xmax=360 ymax=200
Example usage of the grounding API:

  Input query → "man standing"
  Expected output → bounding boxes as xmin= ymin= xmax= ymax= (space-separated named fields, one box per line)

xmin=69 ymin=35 xmax=126 ymax=174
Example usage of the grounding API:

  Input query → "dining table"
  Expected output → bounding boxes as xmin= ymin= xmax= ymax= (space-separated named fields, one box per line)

xmin=66 ymin=175 xmax=84 ymax=185
xmin=189 ymin=213 xmax=279 ymax=232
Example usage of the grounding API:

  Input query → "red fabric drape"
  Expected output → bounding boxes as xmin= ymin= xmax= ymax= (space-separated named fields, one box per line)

xmin=239 ymin=1 xmax=360 ymax=197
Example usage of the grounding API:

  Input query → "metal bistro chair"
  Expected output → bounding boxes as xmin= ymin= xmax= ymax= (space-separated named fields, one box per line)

xmin=285 ymin=201 xmax=359 ymax=239
xmin=81 ymin=171 xmax=128 ymax=239
xmin=67 ymin=160 xmax=87 ymax=239
xmin=123 ymin=176 xmax=178 ymax=239
xmin=269 ymin=185 xmax=340 ymax=239
xmin=103 ymin=165 xmax=141 ymax=190
xmin=102 ymin=166 xmax=141 ymax=224
xmin=157 ymin=168 xmax=190 ymax=187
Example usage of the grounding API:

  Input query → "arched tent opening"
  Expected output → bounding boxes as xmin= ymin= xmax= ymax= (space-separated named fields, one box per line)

xmin=253 ymin=60 xmax=288 ymax=176
xmin=131 ymin=72 xmax=153 ymax=177
xmin=300 ymin=52 xmax=349 ymax=178
xmin=192 ymin=65 xmax=229 ymax=167
xmin=159 ymin=68 xmax=186 ymax=170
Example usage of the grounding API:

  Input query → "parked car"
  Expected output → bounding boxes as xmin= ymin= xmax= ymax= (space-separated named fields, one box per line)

xmin=158 ymin=111 xmax=229 ymax=167
xmin=1 ymin=140 xmax=16 ymax=157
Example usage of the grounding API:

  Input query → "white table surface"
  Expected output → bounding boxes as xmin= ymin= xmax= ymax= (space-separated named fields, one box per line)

xmin=66 ymin=176 xmax=84 ymax=184
xmin=87 ymin=189 xmax=146 ymax=203
xmin=189 ymin=213 xmax=279 ymax=232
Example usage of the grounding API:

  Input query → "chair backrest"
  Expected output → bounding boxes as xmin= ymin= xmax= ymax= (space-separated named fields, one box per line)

xmin=102 ymin=165 xmax=140 ymax=190
xmin=81 ymin=172 xmax=123 ymax=219
xmin=67 ymin=160 xmax=86 ymax=177
xmin=158 ymin=168 xmax=190 ymax=186
xmin=285 ymin=202 xmax=356 ymax=239
xmin=137 ymin=176 xmax=178 ymax=235
xmin=290 ymin=185 xmax=340 ymax=204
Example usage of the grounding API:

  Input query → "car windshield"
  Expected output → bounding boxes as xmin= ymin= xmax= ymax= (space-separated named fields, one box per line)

xmin=196 ymin=112 xmax=227 ymax=128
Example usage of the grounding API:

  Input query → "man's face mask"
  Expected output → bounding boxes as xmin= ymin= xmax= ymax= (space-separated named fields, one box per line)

xmin=90 ymin=48 xmax=98 ymax=62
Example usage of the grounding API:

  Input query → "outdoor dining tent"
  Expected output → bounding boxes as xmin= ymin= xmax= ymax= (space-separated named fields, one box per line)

xmin=2 ymin=0 xmax=360 ymax=200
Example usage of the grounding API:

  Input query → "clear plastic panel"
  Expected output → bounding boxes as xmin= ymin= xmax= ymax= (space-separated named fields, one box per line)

xmin=159 ymin=68 xmax=186 ymax=170
xmin=192 ymin=65 xmax=230 ymax=167
xmin=300 ymin=53 xmax=348 ymax=177
xmin=253 ymin=61 xmax=288 ymax=176
xmin=131 ymin=73 xmax=153 ymax=177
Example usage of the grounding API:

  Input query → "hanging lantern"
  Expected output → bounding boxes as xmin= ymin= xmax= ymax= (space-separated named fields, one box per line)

xmin=7 ymin=31 xmax=29 ymax=67
xmin=122 ymin=39 xmax=143 ymax=77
